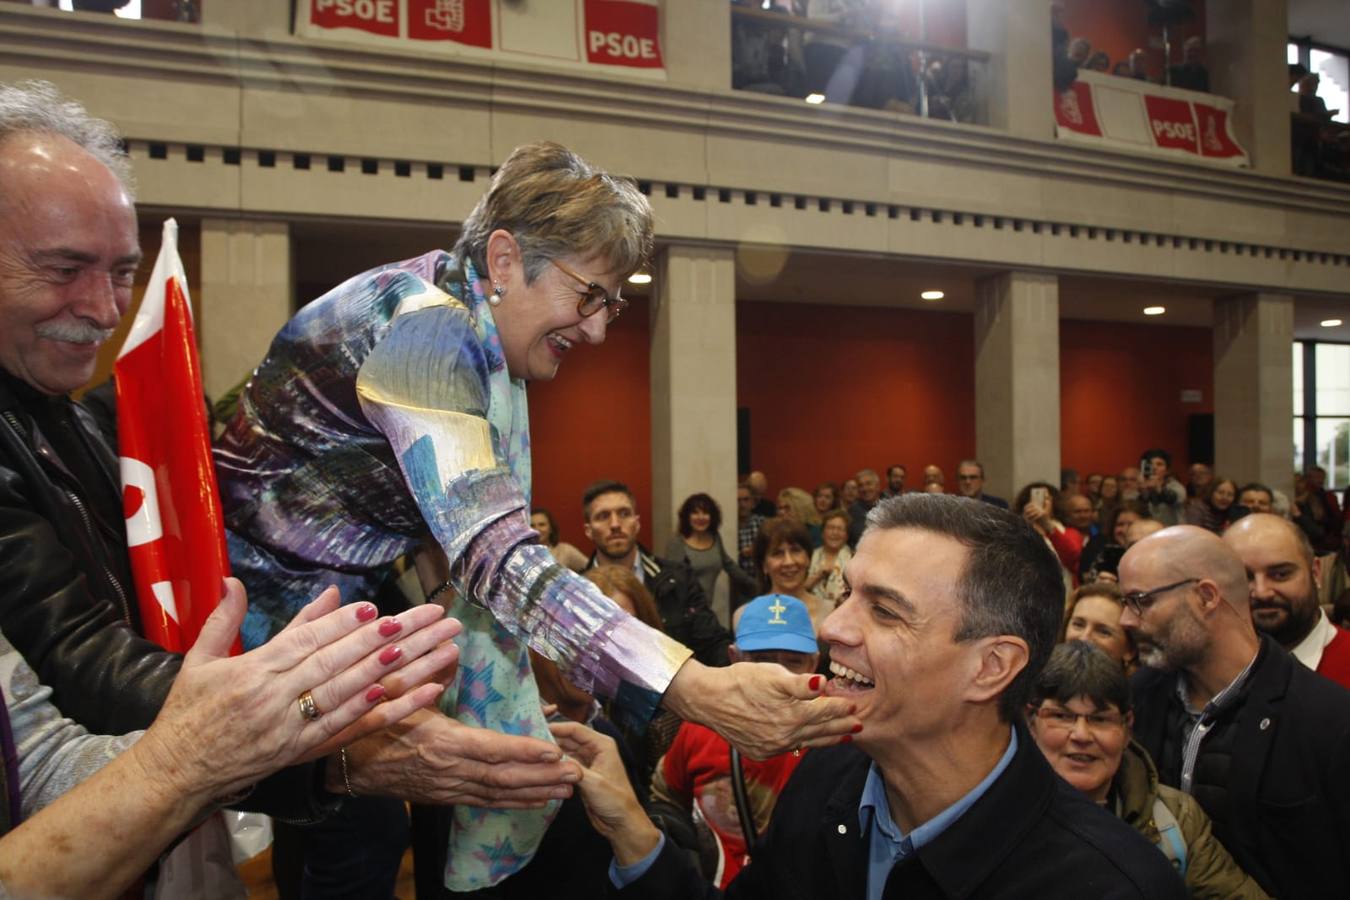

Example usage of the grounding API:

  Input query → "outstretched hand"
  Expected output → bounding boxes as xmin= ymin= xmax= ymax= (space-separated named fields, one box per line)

xmin=662 ymin=660 xmax=860 ymax=760
xmin=550 ymin=721 xmax=661 ymax=866
xmin=134 ymin=578 xmax=459 ymax=803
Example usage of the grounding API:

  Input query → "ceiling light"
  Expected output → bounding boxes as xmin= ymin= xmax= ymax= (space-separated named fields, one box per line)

xmin=1143 ymin=306 xmax=1166 ymax=316
xmin=628 ymin=272 xmax=652 ymax=285
xmin=1321 ymin=318 xmax=1343 ymax=327
xmin=920 ymin=290 xmax=945 ymax=301
xmin=805 ymin=93 xmax=826 ymax=105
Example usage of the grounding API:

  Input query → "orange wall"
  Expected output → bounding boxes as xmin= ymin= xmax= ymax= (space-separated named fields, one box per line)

xmin=1060 ymin=0 xmax=1206 ymax=78
xmin=1059 ymin=319 xmax=1213 ymax=480
xmin=735 ymin=301 xmax=976 ymax=494
xmin=498 ymin=305 xmax=1216 ymax=547
xmin=528 ymin=298 xmax=652 ymax=550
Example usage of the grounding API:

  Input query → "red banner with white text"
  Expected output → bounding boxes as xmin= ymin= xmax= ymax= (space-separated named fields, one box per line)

xmin=296 ymin=0 xmax=665 ymax=79
xmin=1053 ymin=70 xmax=1248 ymax=166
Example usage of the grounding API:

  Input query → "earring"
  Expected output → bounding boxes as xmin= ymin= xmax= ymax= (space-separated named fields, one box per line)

xmin=489 ymin=282 xmax=505 ymax=306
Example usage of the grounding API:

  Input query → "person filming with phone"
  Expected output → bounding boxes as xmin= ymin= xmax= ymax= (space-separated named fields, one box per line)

xmin=1137 ymin=449 xmax=1186 ymax=526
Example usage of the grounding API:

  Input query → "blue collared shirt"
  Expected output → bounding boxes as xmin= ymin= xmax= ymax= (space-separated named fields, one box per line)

xmin=857 ymin=727 xmax=1018 ymax=900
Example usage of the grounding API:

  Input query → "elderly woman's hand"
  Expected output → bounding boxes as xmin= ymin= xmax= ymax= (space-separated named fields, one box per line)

xmin=132 ymin=578 xmax=460 ymax=805
xmin=662 ymin=660 xmax=860 ymax=760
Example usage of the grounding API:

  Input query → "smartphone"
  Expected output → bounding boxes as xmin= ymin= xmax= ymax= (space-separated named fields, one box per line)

xmin=1031 ymin=486 xmax=1049 ymax=509
xmin=1139 ymin=458 xmax=1153 ymax=479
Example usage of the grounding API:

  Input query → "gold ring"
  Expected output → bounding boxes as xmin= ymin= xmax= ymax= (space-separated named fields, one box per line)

xmin=298 ymin=689 xmax=322 ymax=721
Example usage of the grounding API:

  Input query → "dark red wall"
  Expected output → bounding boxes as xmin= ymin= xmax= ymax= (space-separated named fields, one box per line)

xmin=527 ymin=298 xmax=652 ymax=550
xmin=1059 ymin=0 xmax=1206 ymax=80
xmin=1059 ymin=319 xmax=1213 ymax=479
xmin=527 ymin=303 xmax=1216 ymax=545
xmin=735 ymin=301 xmax=976 ymax=494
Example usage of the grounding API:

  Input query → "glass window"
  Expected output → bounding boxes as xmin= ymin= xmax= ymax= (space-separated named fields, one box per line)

xmin=1311 ymin=49 xmax=1350 ymax=125
xmin=1316 ymin=343 xmax=1350 ymax=415
xmin=1289 ymin=43 xmax=1302 ymax=66
xmin=1314 ymin=417 xmax=1350 ymax=489
xmin=1294 ymin=416 xmax=1305 ymax=476
xmin=1294 ymin=341 xmax=1304 ymax=413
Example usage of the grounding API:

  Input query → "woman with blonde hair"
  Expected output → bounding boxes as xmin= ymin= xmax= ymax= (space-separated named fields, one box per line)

xmin=776 ymin=486 xmax=821 ymax=547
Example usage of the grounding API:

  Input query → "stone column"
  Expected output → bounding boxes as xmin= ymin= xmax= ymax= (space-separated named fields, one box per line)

xmin=650 ymin=246 xmax=739 ymax=556
xmin=199 ymin=219 xmax=292 ymax=401
xmin=966 ymin=0 xmax=1055 ymax=140
xmin=1205 ymin=0 xmax=1290 ymax=177
xmin=1213 ymin=293 xmax=1294 ymax=494
xmin=663 ymin=0 xmax=732 ymax=93
xmin=974 ymin=271 xmax=1060 ymax=500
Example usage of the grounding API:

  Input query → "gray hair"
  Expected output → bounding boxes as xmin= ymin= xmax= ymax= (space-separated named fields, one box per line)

xmin=865 ymin=494 xmax=1065 ymax=721
xmin=453 ymin=141 xmax=652 ymax=284
xmin=0 ymin=80 xmax=133 ymax=194
xmin=1030 ymin=641 xmax=1131 ymax=714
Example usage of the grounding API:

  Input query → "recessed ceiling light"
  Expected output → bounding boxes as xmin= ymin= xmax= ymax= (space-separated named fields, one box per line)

xmin=1321 ymin=318 xmax=1343 ymax=327
xmin=628 ymin=272 xmax=652 ymax=285
xmin=1143 ymin=306 xmax=1166 ymax=316
xmin=920 ymin=290 xmax=945 ymax=301
xmin=805 ymin=93 xmax=826 ymax=105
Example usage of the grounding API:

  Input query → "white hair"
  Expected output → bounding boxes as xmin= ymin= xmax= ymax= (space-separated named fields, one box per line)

xmin=0 ymin=80 xmax=133 ymax=195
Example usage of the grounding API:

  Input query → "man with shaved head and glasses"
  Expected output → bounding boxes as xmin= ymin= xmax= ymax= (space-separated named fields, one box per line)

xmin=1120 ymin=525 xmax=1350 ymax=898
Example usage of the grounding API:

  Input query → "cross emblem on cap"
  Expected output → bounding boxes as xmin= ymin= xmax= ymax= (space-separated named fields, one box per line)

xmin=768 ymin=595 xmax=788 ymax=624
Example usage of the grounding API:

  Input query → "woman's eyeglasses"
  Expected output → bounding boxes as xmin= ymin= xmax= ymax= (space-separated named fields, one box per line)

xmin=552 ymin=260 xmax=627 ymax=322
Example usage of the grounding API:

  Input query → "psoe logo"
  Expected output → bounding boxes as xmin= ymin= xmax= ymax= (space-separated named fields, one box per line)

xmin=425 ymin=0 xmax=465 ymax=32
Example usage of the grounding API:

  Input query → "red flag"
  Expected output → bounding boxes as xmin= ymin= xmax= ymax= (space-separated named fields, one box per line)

xmin=114 ymin=219 xmax=234 ymax=654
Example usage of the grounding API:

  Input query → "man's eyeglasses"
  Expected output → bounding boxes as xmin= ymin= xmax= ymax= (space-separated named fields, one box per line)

xmin=1122 ymin=577 xmax=1199 ymax=616
xmin=552 ymin=260 xmax=627 ymax=322
xmin=1032 ymin=706 xmax=1127 ymax=732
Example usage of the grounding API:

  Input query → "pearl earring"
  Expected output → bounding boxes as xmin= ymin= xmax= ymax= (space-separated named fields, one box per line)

xmin=489 ymin=282 xmax=505 ymax=306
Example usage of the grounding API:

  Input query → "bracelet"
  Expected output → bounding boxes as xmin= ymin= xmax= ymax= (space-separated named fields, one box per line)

xmin=427 ymin=580 xmax=454 ymax=603
xmin=339 ymin=747 xmax=357 ymax=798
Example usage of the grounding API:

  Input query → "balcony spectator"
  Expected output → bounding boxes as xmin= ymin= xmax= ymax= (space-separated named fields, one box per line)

xmin=1167 ymin=36 xmax=1209 ymax=92
xmin=1126 ymin=48 xmax=1151 ymax=82
xmin=1067 ymin=37 xmax=1092 ymax=69
xmin=1085 ymin=51 xmax=1111 ymax=73
xmin=1051 ymin=12 xmax=1079 ymax=92
xmin=732 ymin=4 xmax=805 ymax=96
xmin=924 ymin=56 xmax=976 ymax=124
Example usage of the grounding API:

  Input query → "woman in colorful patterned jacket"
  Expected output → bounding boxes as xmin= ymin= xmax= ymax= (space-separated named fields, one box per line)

xmin=213 ymin=141 xmax=858 ymax=890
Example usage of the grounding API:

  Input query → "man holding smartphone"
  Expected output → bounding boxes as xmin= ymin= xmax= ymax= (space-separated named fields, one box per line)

xmin=1138 ymin=448 xmax=1186 ymax=526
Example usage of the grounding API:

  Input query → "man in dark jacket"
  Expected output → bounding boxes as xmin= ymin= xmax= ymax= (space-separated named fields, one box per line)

xmin=581 ymin=479 xmax=731 ymax=666
xmin=1120 ymin=524 xmax=1350 ymax=898
xmin=558 ymin=495 xmax=1185 ymax=898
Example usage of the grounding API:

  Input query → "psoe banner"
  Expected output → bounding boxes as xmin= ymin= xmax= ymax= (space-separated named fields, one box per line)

xmin=296 ymin=0 xmax=665 ymax=79
xmin=1053 ymin=69 xmax=1248 ymax=167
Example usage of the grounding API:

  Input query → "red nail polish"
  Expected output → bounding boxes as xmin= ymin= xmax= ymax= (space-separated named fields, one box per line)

xmin=841 ymin=734 xmax=853 ymax=744
xmin=365 ymin=684 xmax=386 ymax=703
xmin=379 ymin=645 xmax=402 ymax=665
xmin=852 ymin=723 xmax=863 ymax=734
xmin=378 ymin=618 xmax=402 ymax=637
xmin=809 ymin=675 xmax=822 ymax=692
xmin=356 ymin=603 xmax=378 ymax=622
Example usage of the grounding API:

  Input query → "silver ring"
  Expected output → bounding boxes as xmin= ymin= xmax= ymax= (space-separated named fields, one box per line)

xmin=298 ymin=689 xmax=322 ymax=721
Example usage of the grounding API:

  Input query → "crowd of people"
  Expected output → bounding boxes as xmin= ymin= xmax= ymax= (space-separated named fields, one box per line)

xmin=4 ymin=74 xmax=1350 ymax=900
xmin=730 ymin=0 xmax=978 ymax=123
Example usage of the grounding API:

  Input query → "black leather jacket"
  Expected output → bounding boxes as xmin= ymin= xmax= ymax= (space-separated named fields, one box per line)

xmin=0 ymin=376 xmax=332 ymax=821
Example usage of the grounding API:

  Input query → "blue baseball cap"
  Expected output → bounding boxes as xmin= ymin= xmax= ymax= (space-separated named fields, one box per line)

xmin=735 ymin=594 xmax=818 ymax=654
